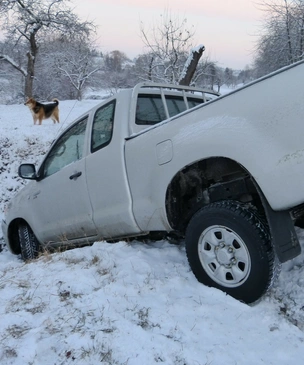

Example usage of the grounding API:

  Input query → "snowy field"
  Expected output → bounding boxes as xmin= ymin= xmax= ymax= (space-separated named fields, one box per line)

xmin=1 ymin=97 xmax=304 ymax=364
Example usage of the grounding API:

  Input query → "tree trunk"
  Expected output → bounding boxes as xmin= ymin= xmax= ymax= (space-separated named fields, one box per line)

xmin=179 ymin=45 xmax=205 ymax=86
xmin=76 ymin=88 xmax=82 ymax=100
xmin=148 ymin=56 xmax=154 ymax=81
xmin=24 ymin=33 xmax=38 ymax=98
xmin=25 ymin=52 xmax=35 ymax=98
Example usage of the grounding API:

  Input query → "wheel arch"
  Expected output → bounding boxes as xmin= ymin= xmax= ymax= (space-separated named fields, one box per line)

xmin=165 ymin=156 xmax=265 ymax=232
xmin=165 ymin=156 xmax=301 ymax=263
xmin=7 ymin=218 xmax=29 ymax=255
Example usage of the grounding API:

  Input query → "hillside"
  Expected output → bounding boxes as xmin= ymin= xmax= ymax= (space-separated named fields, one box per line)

xmin=1 ymin=100 xmax=304 ymax=365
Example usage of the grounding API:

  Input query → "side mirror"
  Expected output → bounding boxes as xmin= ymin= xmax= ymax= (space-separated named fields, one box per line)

xmin=18 ymin=164 xmax=37 ymax=180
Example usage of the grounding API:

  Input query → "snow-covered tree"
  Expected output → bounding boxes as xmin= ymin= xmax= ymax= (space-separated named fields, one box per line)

xmin=237 ymin=66 xmax=255 ymax=85
xmin=254 ymin=0 xmax=304 ymax=76
xmin=0 ymin=40 xmax=25 ymax=103
xmin=224 ymin=67 xmax=235 ymax=87
xmin=53 ymin=39 xmax=101 ymax=100
xmin=98 ymin=50 xmax=135 ymax=93
xmin=140 ymin=10 xmax=204 ymax=85
xmin=0 ymin=45 xmax=24 ymax=103
xmin=0 ymin=0 xmax=95 ymax=98
xmin=32 ymin=36 xmax=101 ymax=100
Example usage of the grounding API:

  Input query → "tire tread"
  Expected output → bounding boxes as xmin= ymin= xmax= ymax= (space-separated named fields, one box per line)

xmin=185 ymin=200 xmax=277 ymax=303
xmin=18 ymin=223 xmax=40 ymax=261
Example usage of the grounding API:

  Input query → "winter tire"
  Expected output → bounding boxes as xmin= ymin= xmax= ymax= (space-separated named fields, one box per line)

xmin=185 ymin=200 xmax=275 ymax=304
xmin=18 ymin=223 xmax=40 ymax=261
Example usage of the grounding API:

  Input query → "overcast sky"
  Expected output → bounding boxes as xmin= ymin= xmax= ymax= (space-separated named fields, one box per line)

xmin=73 ymin=0 xmax=265 ymax=70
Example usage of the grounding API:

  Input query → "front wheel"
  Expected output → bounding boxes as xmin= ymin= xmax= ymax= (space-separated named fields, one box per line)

xmin=18 ymin=223 xmax=40 ymax=261
xmin=185 ymin=200 xmax=275 ymax=304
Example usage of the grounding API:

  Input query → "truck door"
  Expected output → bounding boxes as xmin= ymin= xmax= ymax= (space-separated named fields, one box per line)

xmin=32 ymin=117 xmax=98 ymax=243
xmin=85 ymin=100 xmax=142 ymax=238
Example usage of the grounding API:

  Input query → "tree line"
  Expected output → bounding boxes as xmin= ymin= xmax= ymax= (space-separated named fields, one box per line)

xmin=254 ymin=0 xmax=304 ymax=77
xmin=0 ymin=0 xmax=300 ymax=103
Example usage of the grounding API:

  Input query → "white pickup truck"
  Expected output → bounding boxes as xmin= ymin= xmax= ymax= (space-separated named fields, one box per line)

xmin=2 ymin=60 xmax=304 ymax=303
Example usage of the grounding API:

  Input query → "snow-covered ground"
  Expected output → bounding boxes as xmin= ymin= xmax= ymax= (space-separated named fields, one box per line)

xmin=1 ymin=98 xmax=304 ymax=365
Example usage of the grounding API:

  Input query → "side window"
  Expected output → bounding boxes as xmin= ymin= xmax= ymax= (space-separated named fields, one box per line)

xmin=166 ymin=96 xmax=187 ymax=117
xmin=136 ymin=95 xmax=166 ymax=125
xmin=188 ymin=97 xmax=204 ymax=108
xmin=166 ymin=96 xmax=204 ymax=116
xmin=91 ymin=101 xmax=115 ymax=153
xmin=42 ymin=117 xmax=88 ymax=178
xmin=135 ymin=94 xmax=206 ymax=126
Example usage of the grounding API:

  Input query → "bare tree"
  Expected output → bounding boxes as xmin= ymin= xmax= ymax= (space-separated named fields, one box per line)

xmin=254 ymin=0 xmax=304 ymax=76
xmin=224 ymin=67 xmax=235 ymax=88
xmin=53 ymin=38 xmax=101 ymax=100
xmin=0 ymin=0 xmax=95 ymax=98
xmin=97 ymin=50 xmax=133 ymax=93
xmin=104 ymin=50 xmax=129 ymax=73
xmin=0 ymin=45 xmax=24 ymax=103
xmin=237 ymin=66 xmax=255 ymax=85
xmin=140 ymin=10 xmax=203 ymax=85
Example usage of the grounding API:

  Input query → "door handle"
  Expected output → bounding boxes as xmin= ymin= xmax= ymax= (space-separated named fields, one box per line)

xmin=69 ymin=171 xmax=82 ymax=180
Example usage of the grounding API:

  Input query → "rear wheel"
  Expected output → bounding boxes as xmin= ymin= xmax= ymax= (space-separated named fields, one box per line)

xmin=185 ymin=200 xmax=275 ymax=303
xmin=18 ymin=223 xmax=40 ymax=261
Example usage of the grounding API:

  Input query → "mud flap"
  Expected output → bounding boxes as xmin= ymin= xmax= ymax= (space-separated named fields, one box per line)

xmin=261 ymin=196 xmax=301 ymax=263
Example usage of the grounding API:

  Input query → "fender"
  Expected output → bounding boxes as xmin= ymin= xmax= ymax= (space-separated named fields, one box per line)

xmin=258 ymin=187 xmax=301 ymax=262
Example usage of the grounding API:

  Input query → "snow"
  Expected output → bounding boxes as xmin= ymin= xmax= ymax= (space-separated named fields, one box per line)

xmin=178 ymin=44 xmax=205 ymax=82
xmin=1 ymin=98 xmax=304 ymax=364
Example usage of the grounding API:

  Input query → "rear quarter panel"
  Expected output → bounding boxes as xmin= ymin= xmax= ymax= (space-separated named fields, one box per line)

xmin=125 ymin=61 xmax=304 ymax=231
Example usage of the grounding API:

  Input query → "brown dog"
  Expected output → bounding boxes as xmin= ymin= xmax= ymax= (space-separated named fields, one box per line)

xmin=24 ymin=98 xmax=60 ymax=125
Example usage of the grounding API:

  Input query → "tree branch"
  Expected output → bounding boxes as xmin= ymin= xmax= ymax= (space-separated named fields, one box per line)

xmin=0 ymin=54 xmax=27 ymax=76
